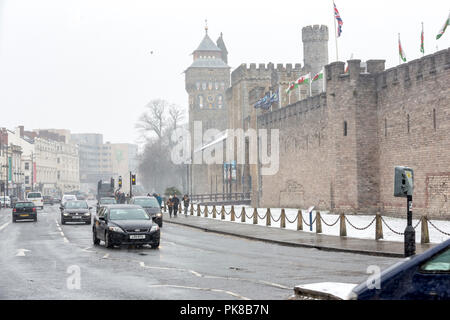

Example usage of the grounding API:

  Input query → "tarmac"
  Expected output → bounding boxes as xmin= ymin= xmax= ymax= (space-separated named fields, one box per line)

xmin=162 ymin=211 xmax=436 ymax=258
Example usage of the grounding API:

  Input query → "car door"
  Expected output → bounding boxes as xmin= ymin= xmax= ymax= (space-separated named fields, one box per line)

xmin=96 ymin=208 xmax=108 ymax=240
xmin=411 ymin=247 xmax=450 ymax=300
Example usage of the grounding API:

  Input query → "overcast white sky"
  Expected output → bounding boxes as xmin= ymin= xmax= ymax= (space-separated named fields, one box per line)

xmin=0 ymin=0 xmax=449 ymax=146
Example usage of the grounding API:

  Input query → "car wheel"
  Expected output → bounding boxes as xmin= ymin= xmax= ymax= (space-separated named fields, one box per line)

xmin=92 ymin=228 xmax=100 ymax=245
xmin=151 ymin=242 xmax=160 ymax=249
xmin=12 ymin=217 xmax=16 ymax=223
xmin=105 ymin=232 xmax=113 ymax=248
xmin=61 ymin=217 xmax=66 ymax=225
xmin=86 ymin=220 xmax=91 ymax=225
xmin=34 ymin=217 xmax=37 ymax=222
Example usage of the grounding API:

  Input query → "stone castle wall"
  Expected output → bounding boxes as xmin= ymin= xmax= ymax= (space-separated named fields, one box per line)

xmin=258 ymin=48 xmax=450 ymax=218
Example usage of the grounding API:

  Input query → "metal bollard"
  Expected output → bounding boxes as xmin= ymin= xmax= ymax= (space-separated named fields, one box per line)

xmin=197 ymin=204 xmax=201 ymax=217
xmin=421 ymin=215 xmax=430 ymax=244
xmin=340 ymin=214 xmax=347 ymax=237
xmin=375 ymin=213 xmax=383 ymax=240
xmin=204 ymin=205 xmax=208 ymax=218
xmin=280 ymin=209 xmax=286 ymax=228
xmin=315 ymin=211 xmax=322 ymax=234
xmin=241 ymin=207 xmax=246 ymax=223
xmin=190 ymin=203 xmax=194 ymax=216
xmin=212 ymin=206 xmax=217 ymax=219
xmin=230 ymin=206 xmax=235 ymax=221
xmin=221 ymin=205 xmax=225 ymax=220
xmin=266 ymin=208 xmax=271 ymax=226
xmin=297 ymin=209 xmax=303 ymax=231
xmin=253 ymin=208 xmax=258 ymax=225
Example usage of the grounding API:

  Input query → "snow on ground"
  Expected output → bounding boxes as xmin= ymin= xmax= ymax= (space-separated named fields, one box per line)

xmin=192 ymin=204 xmax=450 ymax=244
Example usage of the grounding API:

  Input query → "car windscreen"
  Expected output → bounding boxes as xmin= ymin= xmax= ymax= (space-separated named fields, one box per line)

xmin=65 ymin=201 xmax=88 ymax=209
xmin=63 ymin=196 xmax=76 ymax=200
xmin=100 ymin=198 xmax=116 ymax=204
xmin=109 ymin=208 xmax=150 ymax=221
xmin=15 ymin=202 xmax=34 ymax=208
xmin=420 ymin=248 xmax=450 ymax=272
xmin=133 ymin=198 xmax=159 ymax=208
xmin=27 ymin=193 xmax=42 ymax=199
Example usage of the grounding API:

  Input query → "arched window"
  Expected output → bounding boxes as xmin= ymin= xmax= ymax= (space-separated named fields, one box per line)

xmin=198 ymin=95 xmax=204 ymax=109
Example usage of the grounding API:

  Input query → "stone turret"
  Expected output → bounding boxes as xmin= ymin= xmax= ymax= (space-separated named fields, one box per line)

xmin=302 ymin=25 xmax=329 ymax=94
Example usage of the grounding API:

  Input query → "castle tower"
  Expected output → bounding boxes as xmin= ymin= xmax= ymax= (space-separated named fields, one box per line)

xmin=302 ymin=25 xmax=329 ymax=94
xmin=185 ymin=26 xmax=231 ymax=194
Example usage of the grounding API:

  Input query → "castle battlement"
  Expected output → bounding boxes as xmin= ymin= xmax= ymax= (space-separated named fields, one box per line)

xmin=302 ymin=25 xmax=329 ymax=42
xmin=231 ymin=63 xmax=302 ymax=85
xmin=258 ymin=93 xmax=327 ymax=125
xmin=376 ymin=48 xmax=450 ymax=90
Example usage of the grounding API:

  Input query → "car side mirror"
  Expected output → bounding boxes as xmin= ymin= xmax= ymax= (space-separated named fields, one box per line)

xmin=99 ymin=216 xmax=105 ymax=221
xmin=59 ymin=206 xmax=64 ymax=210
xmin=89 ymin=206 xmax=92 ymax=210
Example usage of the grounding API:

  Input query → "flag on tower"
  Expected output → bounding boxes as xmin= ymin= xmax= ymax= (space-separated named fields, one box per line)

xmin=312 ymin=68 xmax=324 ymax=82
xmin=333 ymin=2 xmax=344 ymax=37
xmin=285 ymin=82 xmax=296 ymax=94
xmin=436 ymin=12 xmax=450 ymax=40
xmin=296 ymin=73 xmax=311 ymax=85
xmin=420 ymin=23 xmax=425 ymax=54
xmin=399 ymin=34 xmax=407 ymax=63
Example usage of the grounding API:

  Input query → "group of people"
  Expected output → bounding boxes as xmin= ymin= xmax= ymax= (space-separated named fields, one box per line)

xmin=166 ymin=194 xmax=190 ymax=218
xmin=114 ymin=191 xmax=127 ymax=204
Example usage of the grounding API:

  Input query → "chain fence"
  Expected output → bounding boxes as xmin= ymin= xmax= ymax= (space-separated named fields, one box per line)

xmin=187 ymin=205 xmax=450 ymax=241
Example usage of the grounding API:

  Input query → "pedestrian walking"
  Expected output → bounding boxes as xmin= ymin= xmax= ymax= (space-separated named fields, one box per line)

xmin=167 ymin=195 xmax=174 ymax=218
xmin=182 ymin=194 xmax=190 ymax=216
xmin=172 ymin=194 xmax=180 ymax=218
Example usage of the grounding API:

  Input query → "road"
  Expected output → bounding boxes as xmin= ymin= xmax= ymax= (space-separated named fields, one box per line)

xmin=0 ymin=201 xmax=400 ymax=300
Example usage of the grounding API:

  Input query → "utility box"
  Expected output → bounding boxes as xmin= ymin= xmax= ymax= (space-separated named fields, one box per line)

xmin=394 ymin=166 xmax=414 ymax=198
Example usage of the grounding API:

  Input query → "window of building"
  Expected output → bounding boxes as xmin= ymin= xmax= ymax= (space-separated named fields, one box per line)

xmin=25 ymin=162 xmax=29 ymax=170
xmin=343 ymin=121 xmax=348 ymax=137
xmin=407 ymin=114 xmax=410 ymax=134
xmin=433 ymin=109 xmax=436 ymax=131
xmin=385 ymin=118 xmax=387 ymax=137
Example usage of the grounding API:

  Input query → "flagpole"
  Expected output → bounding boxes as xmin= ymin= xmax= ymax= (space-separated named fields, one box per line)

xmin=309 ymin=73 xmax=312 ymax=97
xmin=398 ymin=33 xmax=401 ymax=65
xmin=333 ymin=1 xmax=339 ymax=61
xmin=422 ymin=22 xmax=425 ymax=57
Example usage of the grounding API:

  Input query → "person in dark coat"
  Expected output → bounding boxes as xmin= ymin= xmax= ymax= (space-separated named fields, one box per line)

xmin=172 ymin=194 xmax=180 ymax=218
xmin=182 ymin=194 xmax=190 ymax=216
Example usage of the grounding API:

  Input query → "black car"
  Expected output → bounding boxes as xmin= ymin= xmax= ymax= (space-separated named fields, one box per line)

xmin=12 ymin=201 xmax=37 ymax=222
xmin=43 ymin=196 xmax=54 ymax=205
xmin=129 ymin=196 xmax=163 ymax=227
xmin=96 ymin=197 xmax=117 ymax=212
xmin=92 ymin=204 xmax=160 ymax=249
xmin=60 ymin=200 xmax=92 ymax=225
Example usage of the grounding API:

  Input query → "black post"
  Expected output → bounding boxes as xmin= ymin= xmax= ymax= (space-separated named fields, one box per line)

xmin=129 ymin=171 xmax=132 ymax=199
xmin=404 ymin=195 xmax=416 ymax=257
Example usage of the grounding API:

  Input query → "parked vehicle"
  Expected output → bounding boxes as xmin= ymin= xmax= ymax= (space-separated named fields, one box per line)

xmin=12 ymin=201 xmax=37 ymax=222
xmin=129 ymin=196 xmax=163 ymax=227
xmin=26 ymin=192 xmax=43 ymax=210
xmin=351 ymin=239 xmax=450 ymax=300
xmin=92 ymin=204 xmax=160 ymax=248
xmin=0 ymin=196 xmax=11 ymax=208
xmin=60 ymin=200 xmax=92 ymax=225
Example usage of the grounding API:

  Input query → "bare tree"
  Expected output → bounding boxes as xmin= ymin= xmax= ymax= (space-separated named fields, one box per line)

xmin=136 ymin=99 xmax=169 ymax=141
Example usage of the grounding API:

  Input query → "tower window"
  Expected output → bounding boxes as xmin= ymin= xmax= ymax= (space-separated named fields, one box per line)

xmin=407 ymin=114 xmax=410 ymax=134
xmin=385 ymin=118 xmax=387 ymax=137
xmin=343 ymin=121 xmax=348 ymax=137
xmin=433 ymin=109 xmax=436 ymax=130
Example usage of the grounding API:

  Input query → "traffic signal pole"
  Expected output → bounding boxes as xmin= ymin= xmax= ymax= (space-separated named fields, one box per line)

xmin=129 ymin=171 xmax=132 ymax=199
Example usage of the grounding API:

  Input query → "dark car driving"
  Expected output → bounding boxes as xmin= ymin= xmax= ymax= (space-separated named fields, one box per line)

xmin=92 ymin=204 xmax=160 ymax=249
xmin=129 ymin=196 xmax=163 ymax=227
xmin=60 ymin=200 xmax=92 ymax=225
xmin=96 ymin=197 xmax=117 ymax=212
xmin=351 ymin=238 xmax=450 ymax=300
xmin=12 ymin=201 xmax=37 ymax=222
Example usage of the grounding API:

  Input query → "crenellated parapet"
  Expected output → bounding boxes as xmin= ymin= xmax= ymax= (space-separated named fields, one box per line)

xmin=302 ymin=25 xmax=329 ymax=42
xmin=231 ymin=63 xmax=303 ymax=85
xmin=376 ymin=48 xmax=450 ymax=90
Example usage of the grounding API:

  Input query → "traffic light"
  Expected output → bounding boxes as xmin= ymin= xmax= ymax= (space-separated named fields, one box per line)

xmin=131 ymin=174 xmax=136 ymax=185
xmin=118 ymin=176 xmax=122 ymax=187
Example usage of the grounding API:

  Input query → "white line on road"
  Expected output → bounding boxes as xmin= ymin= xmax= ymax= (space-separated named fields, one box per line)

xmin=148 ymin=284 xmax=250 ymax=300
xmin=0 ymin=222 xmax=10 ymax=232
xmin=16 ymin=249 xmax=31 ymax=256
xmin=63 ymin=237 xmax=69 ymax=243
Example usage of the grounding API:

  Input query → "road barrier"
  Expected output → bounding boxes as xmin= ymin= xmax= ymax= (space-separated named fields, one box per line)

xmin=180 ymin=204 xmax=450 ymax=244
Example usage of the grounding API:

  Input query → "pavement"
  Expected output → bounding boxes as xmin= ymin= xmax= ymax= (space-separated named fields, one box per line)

xmin=162 ymin=211 xmax=436 ymax=258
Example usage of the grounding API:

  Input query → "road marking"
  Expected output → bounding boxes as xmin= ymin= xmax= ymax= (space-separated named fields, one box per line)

xmin=148 ymin=284 xmax=250 ymax=300
xmin=0 ymin=222 xmax=10 ymax=232
xmin=60 ymin=232 xmax=64 ymax=237
xmin=102 ymin=253 xmax=109 ymax=259
xmin=16 ymin=249 xmax=30 ymax=256
xmin=63 ymin=237 xmax=69 ymax=243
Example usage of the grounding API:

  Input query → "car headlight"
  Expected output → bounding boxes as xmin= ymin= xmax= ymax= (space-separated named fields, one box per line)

xmin=156 ymin=213 xmax=162 ymax=217
xmin=63 ymin=213 xmax=70 ymax=216
xmin=108 ymin=226 xmax=124 ymax=233
xmin=84 ymin=213 xmax=91 ymax=216
xmin=150 ymin=225 xmax=160 ymax=232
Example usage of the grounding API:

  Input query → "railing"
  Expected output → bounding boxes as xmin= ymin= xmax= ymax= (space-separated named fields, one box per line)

xmin=163 ymin=203 xmax=450 ymax=244
xmin=189 ymin=192 xmax=251 ymax=203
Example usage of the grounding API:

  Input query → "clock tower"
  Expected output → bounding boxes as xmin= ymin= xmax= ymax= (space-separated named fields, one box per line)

xmin=185 ymin=27 xmax=230 ymax=194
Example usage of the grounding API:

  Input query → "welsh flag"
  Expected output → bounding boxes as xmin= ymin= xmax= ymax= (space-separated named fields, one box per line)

xmin=420 ymin=23 xmax=425 ymax=54
xmin=436 ymin=12 xmax=450 ymax=40
xmin=399 ymin=35 xmax=407 ymax=62
xmin=312 ymin=68 xmax=324 ymax=82
xmin=296 ymin=73 xmax=311 ymax=85
xmin=285 ymin=82 xmax=296 ymax=93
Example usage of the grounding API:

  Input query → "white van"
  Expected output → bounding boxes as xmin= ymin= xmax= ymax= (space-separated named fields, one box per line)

xmin=27 ymin=192 xmax=44 ymax=209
